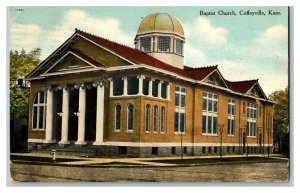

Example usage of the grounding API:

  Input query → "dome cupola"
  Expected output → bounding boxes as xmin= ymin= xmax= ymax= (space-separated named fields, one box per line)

xmin=135 ymin=13 xmax=185 ymax=69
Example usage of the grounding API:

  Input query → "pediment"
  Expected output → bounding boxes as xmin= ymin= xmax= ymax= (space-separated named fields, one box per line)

xmin=246 ymin=83 xmax=267 ymax=99
xmin=45 ymin=51 xmax=98 ymax=74
xmin=203 ymin=69 xmax=228 ymax=88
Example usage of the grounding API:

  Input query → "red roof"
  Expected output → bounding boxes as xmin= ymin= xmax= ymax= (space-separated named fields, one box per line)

xmin=76 ymin=29 xmax=215 ymax=81
xmin=225 ymin=79 xmax=258 ymax=94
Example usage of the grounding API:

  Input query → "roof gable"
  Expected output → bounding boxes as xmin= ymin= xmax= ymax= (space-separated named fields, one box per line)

xmin=45 ymin=49 xmax=103 ymax=74
xmin=246 ymin=82 xmax=267 ymax=99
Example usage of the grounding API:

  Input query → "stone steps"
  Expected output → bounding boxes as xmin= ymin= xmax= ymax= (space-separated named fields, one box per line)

xmin=33 ymin=142 xmax=98 ymax=157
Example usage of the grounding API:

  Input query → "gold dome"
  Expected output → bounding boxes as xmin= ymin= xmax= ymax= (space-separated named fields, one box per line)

xmin=137 ymin=13 xmax=184 ymax=38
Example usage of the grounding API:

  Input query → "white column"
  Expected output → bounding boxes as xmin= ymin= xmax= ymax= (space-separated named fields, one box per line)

xmin=170 ymin=37 xmax=174 ymax=53
xmin=94 ymin=81 xmax=105 ymax=145
xmin=153 ymin=36 xmax=157 ymax=52
xmin=59 ymin=86 xmax=70 ymax=145
xmin=158 ymin=81 xmax=162 ymax=98
xmin=75 ymin=84 xmax=87 ymax=145
xmin=44 ymin=87 xmax=55 ymax=143
xmin=138 ymin=75 xmax=145 ymax=95
xmin=148 ymin=78 xmax=153 ymax=97
xmin=123 ymin=77 xmax=128 ymax=96
xmin=173 ymin=38 xmax=177 ymax=54
xmin=166 ymin=83 xmax=171 ymax=100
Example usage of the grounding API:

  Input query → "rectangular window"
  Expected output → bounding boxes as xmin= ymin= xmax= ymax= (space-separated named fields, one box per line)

xmin=174 ymin=112 xmax=179 ymax=132
xmin=202 ymin=92 xmax=218 ymax=135
xmin=127 ymin=76 xmax=139 ymax=95
xmin=174 ymin=86 xmax=186 ymax=133
xmin=140 ymin=37 xmax=151 ymax=52
xmin=202 ymin=116 xmax=206 ymax=133
xmin=247 ymin=102 xmax=257 ymax=136
xmin=180 ymin=113 xmax=185 ymax=132
xmin=158 ymin=37 xmax=170 ymax=52
xmin=113 ymin=78 xmax=124 ymax=96
xmin=152 ymin=80 xmax=159 ymax=97
xmin=143 ymin=78 xmax=150 ymax=95
xmin=171 ymin=147 xmax=176 ymax=155
xmin=152 ymin=147 xmax=158 ymax=155
xmin=175 ymin=94 xmax=180 ymax=107
xmin=176 ymin=39 xmax=183 ymax=55
xmin=33 ymin=106 xmax=38 ymax=129
xmin=228 ymin=98 xmax=236 ymax=136
xmin=161 ymin=83 xmax=167 ymax=99
xmin=38 ymin=106 xmax=45 ymax=129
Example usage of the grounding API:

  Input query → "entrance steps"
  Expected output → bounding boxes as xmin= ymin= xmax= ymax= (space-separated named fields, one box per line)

xmin=32 ymin=141 xmax=98 ymax=157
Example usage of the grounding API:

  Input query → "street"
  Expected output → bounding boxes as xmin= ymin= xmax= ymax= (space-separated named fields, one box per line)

xmin=10 ymin=161 xmax=289 ymax=182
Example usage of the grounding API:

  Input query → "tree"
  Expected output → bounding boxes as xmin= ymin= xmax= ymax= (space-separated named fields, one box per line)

xmin=268 ymin=87 xmax=289 ymax=155
xmin=10 ymin=48 xmax=41 ymax=117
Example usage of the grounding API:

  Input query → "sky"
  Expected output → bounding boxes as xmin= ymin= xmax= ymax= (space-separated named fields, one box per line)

xmin=8 ymin=6 xmax=288 ymax=95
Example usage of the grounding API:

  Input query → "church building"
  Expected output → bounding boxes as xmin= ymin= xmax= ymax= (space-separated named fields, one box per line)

xmin=26 ymin=13 xmax=274 ymax=157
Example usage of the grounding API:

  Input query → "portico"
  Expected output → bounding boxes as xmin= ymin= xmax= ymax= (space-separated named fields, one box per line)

xmin=42 ymin=75 xmax=170 ymax=146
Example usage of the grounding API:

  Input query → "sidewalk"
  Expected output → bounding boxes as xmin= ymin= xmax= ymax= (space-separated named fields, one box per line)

xmin=10 ymin=152 xmax=288 ymax=167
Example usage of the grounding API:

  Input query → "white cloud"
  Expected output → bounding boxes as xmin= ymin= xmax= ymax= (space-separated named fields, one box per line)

xmin=256 ymin=25 xmax=288 ymax=45
xmin=48 ymin=9 xmax=133 ymax=47
xmin=217 ymin=60 xmax=288 ymax=95
xmin=9 ymin=23 xmax=43 ymax=51
xmin=10 ymin=9 xmax=134 ymax=60
xmin=254 ymin=25 xmax=288 ymax=63
xmin=186 ymin=18 xmax=228 ymax=45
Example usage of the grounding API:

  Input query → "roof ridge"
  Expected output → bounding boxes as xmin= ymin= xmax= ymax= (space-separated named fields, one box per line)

xmin=75 ymin=28 xmax=136 ymax=50
xmin=75 ymin=28 xmax=190 ymax=72
xmin=184 ymin=65 xmax=218 ymax=70
xmin=227 ymin=79 xmax=259 ymax=83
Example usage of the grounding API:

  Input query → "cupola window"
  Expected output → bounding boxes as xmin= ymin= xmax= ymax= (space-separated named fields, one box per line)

xmin=176 ymin=39 xmax=183 ymax=55
xmin=140 ymin=37 xmax=151 ymax=52
xmin=158 ymin=37 xmax=170 ymax=52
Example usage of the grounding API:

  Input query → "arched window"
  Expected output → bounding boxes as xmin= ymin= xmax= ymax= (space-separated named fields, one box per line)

xmin=154 ymin=105 xmax=158 ymax=133
xmin=115 ymin=104 xmax=121 ymax=131
xmin=32 ymin=91 xmax=46 ymax=130
xmin=161 ymin=106 xmax=166 ymax=133
xmin=145 ymin=104 xmax=151 ymax=133
xmin=127 ymin=104 xmax=134 ymax=130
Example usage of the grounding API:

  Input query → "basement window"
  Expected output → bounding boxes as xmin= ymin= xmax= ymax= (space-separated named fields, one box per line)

xmin=119 ymin=146 xmax=127 ymax=155
xmin=152 ymin=147 xmax=158 ymax=155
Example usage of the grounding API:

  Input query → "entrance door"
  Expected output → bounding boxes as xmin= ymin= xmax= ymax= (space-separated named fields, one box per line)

xmin=54 ymin=90 xmax=62 ymax=141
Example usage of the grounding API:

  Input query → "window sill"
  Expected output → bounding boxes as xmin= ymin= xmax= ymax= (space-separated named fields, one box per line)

xmin=31 ymin=129 xmax=45 ymax=131
xmin=114 ymin=130 xmax=121 ymax=133
xmin=202 ymin=133 xmax=218 ymax=136
xmin=174 ymin=132 xmax=186 ymax=135
xmin=228 ymin=135 xmax=235 ymax=137
xmin=125 ymin=130 xmax=133 ymax=133
xmin=247 ymin=136 xmax=257 ymax=138
xmin=111 ymin=95 xmax=170 ymax=101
